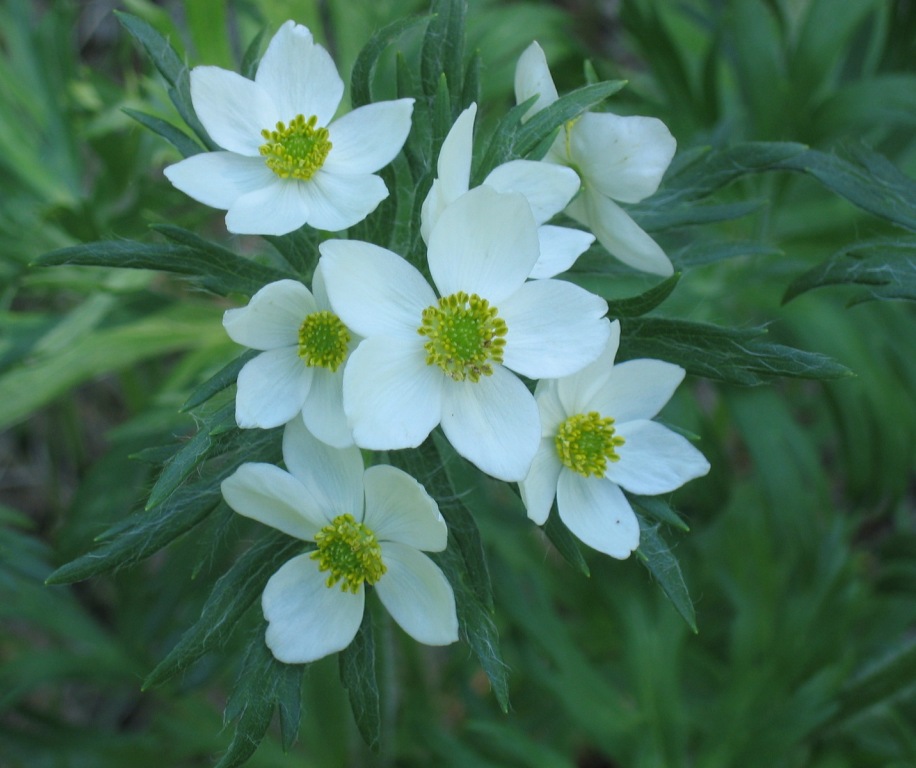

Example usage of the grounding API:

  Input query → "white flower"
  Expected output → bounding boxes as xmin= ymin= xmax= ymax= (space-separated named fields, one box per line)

xmin=320 ymin=184 xmax=611 ymax=482
xmin=221 ymin=418 xmax=458 ymax=664
xmin=519 ymin=320 xmax=710 ymax=558
xmin=164 ymin=21 xmax=414 ymax=236
xmin=420 ymin=103 xmax=594 ymax=279
xmin=223 ymin=267 xmax=356 ymax=447
xmin=514 ymin=42 xmax=677 ymax=276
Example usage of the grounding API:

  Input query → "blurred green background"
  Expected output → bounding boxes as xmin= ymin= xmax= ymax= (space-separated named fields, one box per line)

xmin=1 ymin=0 xmax=914 ymax=766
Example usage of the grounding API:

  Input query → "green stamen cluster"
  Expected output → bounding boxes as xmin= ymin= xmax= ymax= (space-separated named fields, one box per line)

xmin=555 ymin=411 xmax=625 ymax=478
xmin=310 ymin=513 xmax=386 ymax=593
xmin=297 ymin=311 xmax=350 ymax=371
xmin=418 ymin=291 xmax=507 ymax=382
xmin=259 ymin=114 xmax=332 ymax=180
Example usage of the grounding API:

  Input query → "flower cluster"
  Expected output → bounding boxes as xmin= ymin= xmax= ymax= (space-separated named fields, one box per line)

xmin=166 ymin=21 xmax=710 ymax=664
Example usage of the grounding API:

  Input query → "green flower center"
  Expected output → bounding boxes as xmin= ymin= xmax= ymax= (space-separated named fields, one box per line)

xmin=310 ymin=513 xmax=386 ymax=593
xmin=418 ymin=291 xmax=507 ymax=382
xmin=259 ymin=114 xmax=332 ymax=180
xmin=555 ymin=412 xmax=625 ymax=478
xmin=297 ymin=310 xmax=350 ymax=371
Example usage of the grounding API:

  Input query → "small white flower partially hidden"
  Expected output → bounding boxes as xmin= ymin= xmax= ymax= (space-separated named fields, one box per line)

xmin=520 ymin=321 xmax=710 ymax=558
xmin=221 ymin=418 xmax=458 ymax=664
xmin=320 ymin=185 xmax=611 ymax=483
xmin=514 ymin=42 xmax=677 ymax=277
xmin=222 ymin=268 xmax=355 ymax=447
xmin=164 ymin=21 xmax=413 ymax=236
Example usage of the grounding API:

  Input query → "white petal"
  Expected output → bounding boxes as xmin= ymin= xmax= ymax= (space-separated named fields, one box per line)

xmin=501 ymin=279 xmax=609 ymax=379
xmin=375 ymin=543 xmax=458 ymax=646
xmin=324 ymin=99 xmax=414 ymax=175
xmin=557 ymin=320 xmax=621 ymax=414
xmin=484 ymin=160 xmax=579 ymax=224
xmin=439 ymin=367 xmax=540 ymax=481
xmin=362 ymin=465 xmax=447 ymax=551
xmin=556 ymin=473 xmax=640 ymax=559
xmin=569 ymin=112 xmax=676 ymax=203
xmin=428 ymin=186 xmax=539 ymax=304
xmin=296 ymin=170 xmax=388 ymax=231
xmin=281 ymin=416 xmax=363 ymax=519
xmin=436 ymin=103 xmax=476 ymax=202
xmin=221 ymin=463 xmax=326 ymax=539
xmin=225 ymin=180 xmax=309 ymax=236
xmin=343 ymin=336 xmax=443 ymax=450
xmin=534 ymin=378 xmax=569 ymax=436
xmin=606 ymin=420 xmax=710 ymax=495
xmin=300 ymin=367 xmax=353 ymax=448
xmin=420 ymin=178 xmax=448 ymax=244
xmin=223 ymin=279 xmax=315 ymax=351
xmin=568 ymin=192 xmax=674 ymax=276
xmin=190 ymin=66 xmax=278 ymax=156
xmin=255 ymin=21 xmax=343 ymax=126
xmin=530 ymin=224 xmax=594 ymax=279
xmin=590 ymin=359 xmax=685 ymax=423
xmin=263 ymin=554 xmax=364 ymax=663
xmin=519 ymin=440 xmax=563 ymax=524
xmin=319 ymin=240 xmax=435 ymax=339
xmin=514 ymin=41 xmax=558 ymax=118
xmin=163 ymin=152 xmax=275 ymax=210
xmin=235 ymin=348 xmax=313 ymax=429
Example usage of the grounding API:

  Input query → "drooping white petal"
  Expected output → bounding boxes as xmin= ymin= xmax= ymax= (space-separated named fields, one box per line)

xmin=263 ymin=554 xmax=364 ymax=663
xmin=557 ymin=320 xmax=621 ymax=414
xmin=569 ymin=112 xmax=676 ymax=203
xmin=297 ymin=170 xmax=388 ymax=232
xmin=221 ymin=463 xmax=326 ymax=540
xmin=225 ymin=179 xmax=310 ymax=236
xmin=300 ymin=367 xmax=353 ymax=448
xmin=281 ymin=417 xmax=364 ymax=519
xmin=519 ymin=440 xmax=563 ymax=524
xmin=530 ymin=224 xmax=595 ymax=279
xmin=362 ymin=465 xmax=447 ymax=552
xmin=255 ymin=21 xmax=343 ymax=126
xmin=514 ymin=41 xmax=559 ymax=119
xmin=484 ymin=160 xmax=579 ymax=224
xmin=556 ymin=473 xmax=640 ymax=559
xmin=323 ymin=99 xmax=414 ymax=174
xmin=375 ymin=543 xmax=458 ymax=646
xmin=343 ymin=336 xmax=444 ymax=450
xmin=590 ymin=359 xmax=685 ymax=424
xmin=235 ymin=348 xmax=313 ymax=429
xmin=428 ymin=186 xmax=540 ymax=304
xmin=568 ymin=192 xmax=674 ymax=276
xmin=163 ymin=152 xmax=275 ymax=210
xmin=501 ymin=279 xmax=609 ymax=379
xmin=319 ymin=240 xmax=436 ymax=339
xmin=190 ymin=66 xmax=278 ymax=156
xmin=606 ymin=419 xmax=710 ymax=495
xmin=223 ymin=279 xmax=315 ymax=351
xmin=533 ymin=379 xmax=569 ymax=437
xmin=439 ymin=367 xmax=540 ymax=481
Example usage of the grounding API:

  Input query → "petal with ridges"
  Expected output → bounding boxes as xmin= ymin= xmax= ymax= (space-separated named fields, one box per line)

xmin=363 ymin=465 xmax=447 ymax=552
xmin=534 ymin=379 xmax=569 ymax=437
xmin=530 ymin=224 xmax=594 ymax=279
xmin=514 ymin=41 xmax=558 ymax=119
xmin=324 ymin=99 xmax=414 ymax=175
xmin=556 ymin=473 xmax=640 ymax=559
xmin=557 ymin=320 xmax=620 ymax=414
xmin=590 ymin=359 xmax=685 ymax=424
xmin=300 ymin=367 xmax=353 ymax=448
xmin=226 ymin=180 xmax=310 ymax=236
xmin=164 ymin=152 xmax=275 ymax=209
xmin=297 ymin=170 xmax=388 ymax=232
xmin=484 ymin=160 xmax=579 ymax=224
xmin=235 ymin=348 xmax=312 ymax=429
xmin=519 ymin=441 xmax=563 ymax=524
xmin=223 ymin=279 xmax=315 ymax=350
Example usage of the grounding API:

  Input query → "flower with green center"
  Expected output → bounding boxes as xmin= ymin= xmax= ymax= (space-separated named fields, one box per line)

xmin=164 ymin=21 xmax=414 ymax=236
xmin=221 ymin=418 xmax=458 ymax=664
xmin=520 ymin=321 xmax=711 ymax=559
xmin=319 ymin=184 xmax=612 ymax=482
xmin=222 ymin=270 xmax=358 ymax=447
xmin=515 ymin=42 xmax=677 ymax=276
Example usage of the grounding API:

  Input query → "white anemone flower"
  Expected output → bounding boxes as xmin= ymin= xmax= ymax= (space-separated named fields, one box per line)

xmin=221 ymin=418 xmax=458 ymax=664
xmin=514 ymin=41 xmax=677 ymax=277
xmin=420 ymin=103 xmax=594 ymax=279
xmin=520 ymin=320 xmax=710 ymax=558
xmin=164 ymin=21 xmax=414 ymax=236
xmin=223 ymin=266 xmax=356 ymax=447
xmin=320 ymin=184 xmax=611 ymax=482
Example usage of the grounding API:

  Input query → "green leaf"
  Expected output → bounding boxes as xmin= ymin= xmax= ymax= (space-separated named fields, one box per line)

xmin=421 ymin=0 xmax=466 ymax=102
xmin=673 ymin=240 xmax=782 ymax=269
xmin=351 ymin=15 xmax=429 ymax=108
xmin=543 ymin=510 xmax=590 ymax=577
xmin=606 ymin=273 xmax=680 ymax=317
xmin=122 ymin=108 xmax=203 ymax=157
xmin=619 ymin=317 xmax=852 ymax=385
xmin=240 ymin=27 xmax=266 ymax=79
xmin=264 ymin=226 xmax=320 ymax=277
xmin=635 ymin=519 xmax=697 ymax=633
xmin=144 ymin=530 xmax=302 ymax=689
xmin=182 ymin=351 xmax=255 ymax=412
xmin=783 ymin=238 xmax=916 ymax=304
xmin=629 ymin=494 xmax=690 ymax=533
xmin=339 ymin=610 xmax=380 ymax=752
xmin=631 ymin=199 xmax=767 ymax=231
